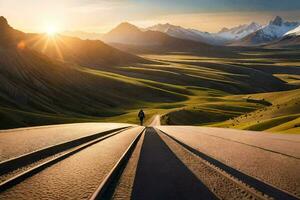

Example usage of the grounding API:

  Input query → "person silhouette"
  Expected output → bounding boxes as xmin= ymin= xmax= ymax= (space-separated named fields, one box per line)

xmin=138 ymin=109 xmax=145 ymax=126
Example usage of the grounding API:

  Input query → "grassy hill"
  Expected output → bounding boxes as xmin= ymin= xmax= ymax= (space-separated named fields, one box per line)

xmin=213 ymin=89 xmax=300 ymax=133
xmin=0 ymin=47 xmax=190 ymax=129
xmin=1 ymin=16 xmax=299 ymax=131
xmin=158 ymin=48 xmax=300 ymax=133
xmin=24 ymin=33 xmax=146 ymax=68
xmin=0 ymin=17 xmax=188 ymax=129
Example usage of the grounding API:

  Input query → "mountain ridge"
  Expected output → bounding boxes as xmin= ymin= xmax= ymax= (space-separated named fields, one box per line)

xmin=233 ymin=16 xmax=299 ymax=46
xmin=102 ymin=22 xmax=211 ymax=53
xmin=8 ymin=16 xmax=297 ymax=48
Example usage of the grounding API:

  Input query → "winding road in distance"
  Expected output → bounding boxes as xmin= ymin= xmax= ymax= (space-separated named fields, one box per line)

xmin=0 ymin=116 xmax=299 ymax=200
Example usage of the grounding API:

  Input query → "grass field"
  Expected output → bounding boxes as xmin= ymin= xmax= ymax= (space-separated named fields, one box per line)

xmin=1 ymin=46 xmax=299 ymax=132
xmin=213 ymin=89 xmax=300 ymax=133
xmin=136 ymin=48 xmax=300 ymax=133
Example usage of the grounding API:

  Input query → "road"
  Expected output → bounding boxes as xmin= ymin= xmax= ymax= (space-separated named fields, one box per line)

xmin=0 ymin=123 xmax=132 ymax=162
xmin=0 ymin=118 xmax=299 ymax=200
xmin=148 ymin=114 xmax=161 ymax=126
xmin=131 ymin=127 xmax=216 ymax=200
xmin=157 ymin=125 xmax=300 ymax=197
xmin=0 ymin=127 xmax=143 ymax=199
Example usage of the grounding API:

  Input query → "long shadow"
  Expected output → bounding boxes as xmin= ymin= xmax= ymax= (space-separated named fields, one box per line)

xmin=131 ymin=128 xmax=217 ymax=200
xmin=160 ymin=130 xmax=299 ymax=200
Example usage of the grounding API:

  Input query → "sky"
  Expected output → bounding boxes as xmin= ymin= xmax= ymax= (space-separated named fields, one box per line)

xmin=0 ymin=0 xmax=300 ymax=33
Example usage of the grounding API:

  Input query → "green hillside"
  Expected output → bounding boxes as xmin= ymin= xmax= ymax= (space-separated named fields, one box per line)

xmin=159 ymin=48 xmax=300 ymax=133
xmin=213 ymin=89 xmax=300 ymax=133
xmin=1 ymin=16 xmax=300 ymax=131
xmin=0 ymin=48 xmax=189 ymax=129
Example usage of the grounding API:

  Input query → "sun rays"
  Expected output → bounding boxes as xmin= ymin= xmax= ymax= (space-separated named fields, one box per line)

xmin=23 ymin=33 xmax=66 ymax=62
xmin=46 ymin=25 xmax=58 ymax=36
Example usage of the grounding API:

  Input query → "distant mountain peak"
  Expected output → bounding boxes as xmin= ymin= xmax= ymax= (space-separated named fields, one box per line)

xmin=234 ymin=16 xmax=300 ymax=46
xmin=270 ymin=16 xmax=284 ymax=26
xmin=219 ymin=27 xmax=229 ymax=33
xmin=0 ymin=16 xmax=9 ymax=28
xmin=0 ymin=16 xmax=25 ymax=48
xmin=217 ymin=22 xmax=262 ymax=41
xmin=285 ymin=25 xmax=300 ymax=36
xmin=146 ymin=23 xmax=221 ymax=44
xmin=118 ymin=22 xmax=135 ymax=27
xmin=113 ymin=22 xmax=140 ymax=32
xmin=147 ymin=23 xmax=182 ymax=32
xmin=249 ymin=22 xmax=260 ymax=28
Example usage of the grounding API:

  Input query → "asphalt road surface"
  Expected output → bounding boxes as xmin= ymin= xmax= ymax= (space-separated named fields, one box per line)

xmin=0 ymin=119 xmax=299 ymax=200
xmin=0 ymin=123 xmax=131 ymax=162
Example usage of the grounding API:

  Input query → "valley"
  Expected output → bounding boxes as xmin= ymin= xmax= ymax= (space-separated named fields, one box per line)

xmin=103 ymin=49 xmax=300 ymax=133
xmin=0 ymin=16 xmax=299 ymax=133
xmin=1 ymin=1 xmax=300 ymax=199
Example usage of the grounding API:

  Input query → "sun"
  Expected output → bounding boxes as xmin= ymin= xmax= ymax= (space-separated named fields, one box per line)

xmin=46 ymin=26 xmax=58 ymax=36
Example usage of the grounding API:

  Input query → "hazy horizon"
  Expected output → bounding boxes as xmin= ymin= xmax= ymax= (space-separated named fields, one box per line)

xmin=1 ymin=0 xmax=300 ymax=34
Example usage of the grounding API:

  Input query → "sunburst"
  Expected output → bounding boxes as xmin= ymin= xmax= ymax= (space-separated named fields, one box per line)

xmin=46 ymin=26 xmax=58 ymax=36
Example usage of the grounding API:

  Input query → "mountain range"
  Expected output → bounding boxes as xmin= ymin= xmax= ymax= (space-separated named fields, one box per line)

xmin=217 ymin=22 xmax=262 ymax=41
xmin=234 ymin=16 xmax=299 ymax=46
xmin=146 ymin=23 xmax=224 ymax=45
xmin=101 ymin=22 xmax=212 ymax=53
xmin=76 ymin=16 xmax=299 ymax=47
xmin=1 ymin=15 xmax=299 ymax=130
xmin=265 ymin=23 xmax=300 ymax=48
xmin=147 ymin=22 xmax=262 ymax=45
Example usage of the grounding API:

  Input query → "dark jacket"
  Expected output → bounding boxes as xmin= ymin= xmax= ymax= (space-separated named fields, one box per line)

xmin=138 ymin=110 xmax=145 ymax=119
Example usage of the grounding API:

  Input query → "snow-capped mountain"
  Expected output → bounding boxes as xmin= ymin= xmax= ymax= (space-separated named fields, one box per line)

xmin=146 ymin=23 xmax=224 ymax=45
xmin=235 ymin=16 xmax=299 ymax=46
xmin=102 ymin=22 xmax=209 ymax=52
xmin=261 ymin=16 xmax=299 ymax=38
xmin=146 ymin=22 xmax=263 ymax=45
xmin=216 ymin=22 xmax=262 ymax=40
xmin=266 ymin=25 xmax=300 ymax=48
xmin=284 ymin=25 xmax=300 ymax=36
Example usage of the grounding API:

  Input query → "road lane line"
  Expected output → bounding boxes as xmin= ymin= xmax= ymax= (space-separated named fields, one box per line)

xmin=0 ymin=126 xmax=131 ymax=176
xmin=201 ymin=132 xmax=300 ymax=159
xmin=158 ymin=128 xmax=299 ymax=200
xmin=0 ymin=127 xmax=133 ymax=192
xmin=89 ymin=128 xmax=145 ymax=200
xmin=131 ymin=128 xmax=217 ymax=200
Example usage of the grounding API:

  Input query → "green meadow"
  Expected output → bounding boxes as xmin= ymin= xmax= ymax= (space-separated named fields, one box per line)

xmin=1 ymin=47 xmax=299 ymax=133
xmin=95 ymin=48 xmax=300 ymax=133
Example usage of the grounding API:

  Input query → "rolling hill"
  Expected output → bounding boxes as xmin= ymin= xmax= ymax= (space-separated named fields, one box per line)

xmin=1 ymin=16 xmax=299 ymax=131
xmin=25 ymin=33 xmax=146 ymax=68
xmin=0 ymin=16 xmax=144 ymax=69
xmin=157 ymin=51 xmax=300 ymax=131
xmin=0 ymin=17 xmax=187 ymax=129
xmin=267 ymin=35 xmax=300 ymax=48
xmin=213 ymin=89 xmax=300 ymax=133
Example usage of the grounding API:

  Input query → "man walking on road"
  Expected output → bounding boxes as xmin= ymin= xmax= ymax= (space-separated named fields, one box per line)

xmin=138 ymin=109 xmax=145 ymax=126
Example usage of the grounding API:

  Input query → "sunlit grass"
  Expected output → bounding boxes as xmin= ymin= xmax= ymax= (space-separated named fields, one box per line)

xmin=3 ymin=48 xmax=300 ymax=132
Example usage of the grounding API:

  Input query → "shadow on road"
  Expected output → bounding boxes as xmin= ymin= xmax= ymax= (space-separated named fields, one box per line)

xmin=131 ymin=127 xmax=217 ymax=200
